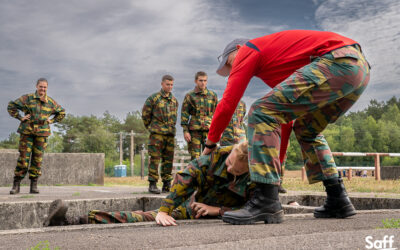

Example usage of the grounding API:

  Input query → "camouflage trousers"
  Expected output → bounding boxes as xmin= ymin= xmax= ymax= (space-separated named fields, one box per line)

xmin=148 ymin=133 xmax=175 ymax=182
xmin=15 ymin=134 xmax=47 ymax=179
xmin=248 ymin=45 xmax=370 ymax=185
xmin=220 ymin=126 xmax=246 ymax=146
xmin=187 ymin=130 xmax=208 ymax=160
xmin=88 ymin=199 xmax=195 ymax=224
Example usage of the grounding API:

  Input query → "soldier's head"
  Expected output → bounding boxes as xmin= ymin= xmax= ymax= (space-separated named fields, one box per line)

xmin=194 ymin=71 xmax=207 ymax=91
xmin=216 ymin=38 xmax=249 ymax=77
xmin=161 ymin=75 xmax=174 ymax=93
xmin=36 ymin=78 xmax=48 ymax=97
xmin=226 ymin=141 xmax=249 ymax=176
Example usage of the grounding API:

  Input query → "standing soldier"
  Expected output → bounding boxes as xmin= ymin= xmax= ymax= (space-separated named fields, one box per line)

xmin=204 ymin=30 xmax=369 ymax=225
xmin=181 ymin=71 xmax=218 ymax=160
xmin=8 ymin=78 xmax=65 ymax=194
xmin=142 ymin=75 xmax=178 ymax=194
xmin=220 ymin=100 xmax=247 ymax=146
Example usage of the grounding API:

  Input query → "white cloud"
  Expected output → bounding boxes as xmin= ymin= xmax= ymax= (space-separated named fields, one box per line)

xmin=315 ymin=0 xmax=400 ymax=108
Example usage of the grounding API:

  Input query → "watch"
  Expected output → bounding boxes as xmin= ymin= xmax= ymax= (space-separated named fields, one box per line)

xmin=204 ymin=143 xmax=217 ymax=149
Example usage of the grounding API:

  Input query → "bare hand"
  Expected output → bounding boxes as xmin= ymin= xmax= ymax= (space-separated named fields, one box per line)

xmin=47 ymin=118 xmax=52 ymax=124
xmin=155 ymin=211 xmax=177 ymax=226
xmin=21 ymin=114 xmax=31 ymax=121
xmin=184 ymin=132 xmax=191 ymax=142
xmin=190 ymin=202 xmax=220 ymax=219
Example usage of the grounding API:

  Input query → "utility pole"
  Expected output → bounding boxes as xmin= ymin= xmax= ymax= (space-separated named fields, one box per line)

xmin=130 ymin=130 xmax=134 ymax=177
xmin=119 ymin=132 xmax=123 ymax=165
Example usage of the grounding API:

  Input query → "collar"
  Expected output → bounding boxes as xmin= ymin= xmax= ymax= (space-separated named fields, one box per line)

xmin=194 ymin=87 xmax=208 ymax=95
xmin=212 ymin=146 xmax=249 ymax=198
xmin=34 ymin=91 xmax=48 ymax=103
xmin=160 ymin=89 xmax=172 ymax=99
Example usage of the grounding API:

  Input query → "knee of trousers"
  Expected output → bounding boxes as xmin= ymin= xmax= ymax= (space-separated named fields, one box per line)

xmin=248 ymin=106 xmax=277 ymax=126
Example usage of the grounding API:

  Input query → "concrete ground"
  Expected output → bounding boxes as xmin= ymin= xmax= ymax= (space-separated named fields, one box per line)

xmin=1 ymin=186 xmax=400 ymax=249
xmin=1 ymin=212 xmax=399 ymax=249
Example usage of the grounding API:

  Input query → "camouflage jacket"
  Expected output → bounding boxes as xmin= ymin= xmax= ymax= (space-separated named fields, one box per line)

xmin=220 ymin=100 xmax=247 ymax=146
xmin=7 ymin=92 xmax=65 ymax=137
xmin=142 ymin=89 xmax=178 ymax=135
xmin=181 ymin=87 xmax=217 ymax=132
xmin=159 ymin=146 xmax=255 ymax=214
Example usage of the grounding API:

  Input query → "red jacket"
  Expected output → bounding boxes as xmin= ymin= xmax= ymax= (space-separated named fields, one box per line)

xmin=209 ymin=30 xmax=358 ymax=162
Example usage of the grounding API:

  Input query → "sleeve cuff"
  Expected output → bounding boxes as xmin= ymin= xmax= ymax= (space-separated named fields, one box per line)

xmin=158 ymin=206 xmax=171 ymax=214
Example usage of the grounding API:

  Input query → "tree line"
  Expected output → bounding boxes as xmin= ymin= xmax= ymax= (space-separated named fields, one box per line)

xmin=2 ymin=97 xmax=400 ymax=170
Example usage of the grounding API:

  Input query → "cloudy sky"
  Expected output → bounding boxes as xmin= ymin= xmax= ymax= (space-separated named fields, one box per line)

xmin=1 ymin=0 xmax=399 ymax=142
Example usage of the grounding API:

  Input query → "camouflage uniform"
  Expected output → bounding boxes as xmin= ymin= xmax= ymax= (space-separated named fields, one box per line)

xmin=220 ymin=100 xmax=246 ymax=146
xmin=181 ymin=87 xmax=218 ymax=159
xmin=7 ymin=92 xmax=65 ymax=179
xmin=248 ymin=45 xmax=370 ymax=185
xmin=87 ymin=146 xmax=255 ymax=223
xmin=142 ymin=89 xmax=178 ymax=182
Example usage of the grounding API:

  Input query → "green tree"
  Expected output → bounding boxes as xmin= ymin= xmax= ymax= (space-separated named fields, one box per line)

xmin=0 ymin=132 xmax=20 ymax=149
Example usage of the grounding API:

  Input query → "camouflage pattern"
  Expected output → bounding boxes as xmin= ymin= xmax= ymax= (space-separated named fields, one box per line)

xmin=88 ymin=210 xmax=158 ymax=224
xmin=181 ymin=87 xmax=217 ymax=159
xmin=147 ymin=133 xmax=175 ymax=182
xmin=86 ymin=146 xmax=254 ymax=224
xmin=159 ymin=146 xmax=255 ymax=215
xmin=8 ymin=92 xmax=65 ymax=137
xmin=247 ymin=45 xmax=370 ymax=185
xmin=220 ymin=100 xmax=247 ymax=146
xmin=142 ymin=89 xmax=178 ymax=182
xmin=15 ymin=134 xmax=47 ymax=179
xmin=88 ymin=202 xmax=192 ymax=224
xmin=142 ymin=89 xmax=178 ymax=135
xmin=181 ymin=87 xmax=218 ymax=132
xmin=187 ymin=130 xmax=208 ymax=160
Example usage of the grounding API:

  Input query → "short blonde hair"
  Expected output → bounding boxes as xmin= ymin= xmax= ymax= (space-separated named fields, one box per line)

xmin=233 ymin=141 xmax=248 ymax=163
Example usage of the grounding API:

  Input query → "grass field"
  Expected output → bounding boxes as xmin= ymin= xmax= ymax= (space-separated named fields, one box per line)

xmin=105 ymin=170 xmax=400 ymax=196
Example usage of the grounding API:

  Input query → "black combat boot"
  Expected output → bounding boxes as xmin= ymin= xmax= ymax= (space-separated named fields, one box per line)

xmin=222 ymin=183 xmax=284 ymax=225
xmin=314 ymin=177 xmax=356 ymax=218
xmin=30 ymin=178 xmax=40 ymax=194
xmin=162 ymin=181 xmax=171 ymax=193
xmin=148 ymin=181 xmax=161 ymax=194
xmin=43 ymin=199 xmax=68 ymax=226
xmin=10 ymin=177 xmax=22 ymax=195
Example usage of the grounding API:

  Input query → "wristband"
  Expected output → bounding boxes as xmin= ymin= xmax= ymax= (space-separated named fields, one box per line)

xmin=204 ymin=143 xmax=217 ymax=149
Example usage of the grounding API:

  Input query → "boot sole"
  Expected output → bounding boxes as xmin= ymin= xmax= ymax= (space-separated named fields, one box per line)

xmin=314 ymin=204 xmax=356 ymax=219
xmin=43 ymin=199 xmax=68 ymax=226
xmin=222 ymin=210 xmax=284 ymax=225
xmin=148 ymin=190 xmax=161 ymax=194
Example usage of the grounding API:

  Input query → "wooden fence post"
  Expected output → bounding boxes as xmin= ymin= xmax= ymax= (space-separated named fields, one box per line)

xmin=375 ymin=154 xmax=381 ymax=181
xmin=348 ymin=168 xmax=352 ymax=181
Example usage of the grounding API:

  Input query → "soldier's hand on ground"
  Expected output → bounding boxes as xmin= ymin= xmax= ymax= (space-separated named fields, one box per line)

xmin=184 ymin=132 xmax=191 ymax=142
xmin=155 ymin=211 xmax=177 ymax=226
xmin=21 ymin=114 xmax=31 ymax=121
xmin=191 ymin=202 xmax=220 ymax=218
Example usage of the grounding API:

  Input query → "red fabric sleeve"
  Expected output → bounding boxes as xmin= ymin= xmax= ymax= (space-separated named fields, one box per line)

xmin=208 ymin=47 xmax=260 ymax=142
xmin=279 ymin=121 xmax=293 ymax=164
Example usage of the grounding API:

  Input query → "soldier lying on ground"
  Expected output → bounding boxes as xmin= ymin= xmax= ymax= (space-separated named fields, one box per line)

xmin=43 ymin=142 xmax=256 ymax=227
